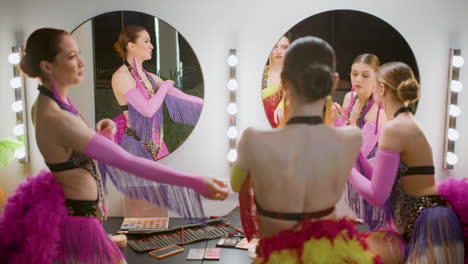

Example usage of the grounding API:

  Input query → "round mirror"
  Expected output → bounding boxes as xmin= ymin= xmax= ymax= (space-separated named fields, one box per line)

xmin=261 ymin=9 xmax=419 ymax=128
xmin=71 ymin=11 xmax=204 ymax=161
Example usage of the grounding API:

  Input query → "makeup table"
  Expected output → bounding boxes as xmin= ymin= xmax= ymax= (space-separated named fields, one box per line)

xmin=103 ymin=207 xmax=369 ymax=264
xmin=103 ymin=207 xmax=252 ymax=264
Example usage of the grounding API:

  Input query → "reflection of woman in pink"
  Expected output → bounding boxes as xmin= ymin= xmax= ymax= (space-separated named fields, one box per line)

xmin=261 ymin=33 xmax=291 ymax=127
xmin=333 ymin=54 xmax=388 ymax=229
xmin=98 ymin=25 xmax=208 ymax=220
xmin=112 ymin=25 xmax=203 ymax=160
xmin=333 ymin=54 xmax=387 ymax=157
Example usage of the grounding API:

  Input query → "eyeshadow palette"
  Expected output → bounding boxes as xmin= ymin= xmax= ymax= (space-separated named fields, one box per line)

xmin=126 ymin=218 xmax=242 ymax=252
xmin=120 ymin=217 xmax=169 ymax=230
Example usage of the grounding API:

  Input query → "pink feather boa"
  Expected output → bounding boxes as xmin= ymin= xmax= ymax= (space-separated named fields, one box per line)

xmin=257 ymin=218 xmax=383 ymax=264
xmin=0 ymin=170 xmax=67 ymax=264
xmin=437 ymin=177 xmax=468 ymax=263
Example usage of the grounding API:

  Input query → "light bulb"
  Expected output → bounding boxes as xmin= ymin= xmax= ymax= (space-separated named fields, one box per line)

xmin=14 ymin=147 xmax=26 ymax=159
xmin=227 ymin=126 xmax=238 ymax=139
xmin=451 ymin=80 xmax=463 ymax=92
xmin=227 ymin=149 xmax=237 ymax=162
xmin=446 ymin=152 xmax=458 ymax=165
xmin=13 ymin=124 xmax=25 ymax=136
xmin=227 ymin=79 xmax=238 ymax=91
xmin=449 ymin=104 xmax=461 ymax=117
xmin=11 ymin=100 xmax=23 ymax=112
xmin=8 ymin=52 xmax=20 ymax=64
xmin=447 ymin=128 xmax=460 ymax=141
xmin=227 ymin=55 xmax=238 ymax=67
xmin=452 ymin=55 xmax=464 ymax=68
xmin=10 ymin=77 xmax=21 ymax=89
xmin=227 ymin=103 xmax=238 ymax=115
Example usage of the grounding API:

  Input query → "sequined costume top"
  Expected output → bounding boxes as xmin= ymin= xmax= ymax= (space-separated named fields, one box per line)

xmin=262 ymin=66 xmax=282 ymax=128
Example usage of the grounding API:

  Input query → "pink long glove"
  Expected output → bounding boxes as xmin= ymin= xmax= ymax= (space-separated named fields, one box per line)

xmin=124 ymin=80 xmax=173 ymax=118
xmin=83 ymin=133 xmax=212 ymax=197
xmin=348 ymin=148 xmax=400 ymax=207
xmin=354 ymin=151 xmax=374 ymax=179
xmin=167 ymin=87 xmax=204 ymax=104
xmin=360 ymin=121 xmax=380 ymax=157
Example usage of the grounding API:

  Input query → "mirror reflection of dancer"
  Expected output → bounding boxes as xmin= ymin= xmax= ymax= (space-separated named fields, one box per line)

xmin=332 ymin=54 xmax=390 ymax=229
xmin=112 ymin=25 xmax=204 ymax=160
xmin=231 ymin=36 xmax=381 ymax=263
xmin=333 ymin=53 xmax=387 ymax=157
xmin=97 ymin=26 xmax=212 ymax=218
xmin=0 ymin=28 xmax=228 ymax=264
xmin=349 ymin=62 xmax=467 ymax=263
xmin=261 ymin=33 xmax=291 ymax=127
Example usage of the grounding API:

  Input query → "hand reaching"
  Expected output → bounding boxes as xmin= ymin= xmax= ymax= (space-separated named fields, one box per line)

xmin=202 ymin=177 xmax=230 ymax=200
xmin=95 ymin=119 xmax=116 ymax=140
xmin=332 ymin=102 xmax=343 ymax=121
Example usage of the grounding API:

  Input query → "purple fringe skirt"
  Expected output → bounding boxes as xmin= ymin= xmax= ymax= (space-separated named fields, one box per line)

xmin=100 ymin=133 xmax=205 ymax=221
xmin=405 ymin=206 xmax=464 ymax=263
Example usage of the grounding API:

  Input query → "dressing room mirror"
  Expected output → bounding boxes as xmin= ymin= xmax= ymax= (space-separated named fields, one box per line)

xmin=261 ymin=9 xmax=419 ymax=128
xmin=71 ymin=10 xmax=204 ymax=161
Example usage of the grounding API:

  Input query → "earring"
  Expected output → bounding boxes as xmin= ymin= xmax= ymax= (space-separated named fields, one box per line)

xmin=374 ymin=102 xmax=382 ymax=134
xmin=324 ymin=96 xmax=333 ymax=125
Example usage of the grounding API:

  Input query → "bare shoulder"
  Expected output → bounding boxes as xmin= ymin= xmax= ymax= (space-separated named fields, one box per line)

xmin=112 ymin=66 xmax=134 ymax=84
xmin=379 ymin=119 xmax=405 ymax=151
xmin=238 ymin=127 xmax=260 ymax=145
xmin=148 ymin=72 xmax=164 ymax=84
xmin=344 ymin=91 xmax=352 ymax=100
xmin=42 ymin=105 xmax=79 ymax=130
xmin=342 ymin=91 xmax=352 ymax=107
xmin=381 ymin=119 xmax=404 ymax=138
xmin=112 ymin=66 xmax=135 ymax=94
xmin=339 ymin=125 xmax=362 ymax=147
xmin=331 ymin=125 xmax=362 ymax=158
xmin=236 ymin=127 xmax=259 ymax=169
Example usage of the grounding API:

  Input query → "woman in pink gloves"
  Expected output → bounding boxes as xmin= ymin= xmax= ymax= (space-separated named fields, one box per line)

xmin=0 ymin=28 xmax=228 ymax=264
xmin=99 ymin=26 xmax=209 ymax=216
xmin=348 ymin=61 xmax=466 ymax=263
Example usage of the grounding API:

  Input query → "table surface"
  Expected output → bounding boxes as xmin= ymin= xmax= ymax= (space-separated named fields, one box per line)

xmin=103 ymin=207 xmax=369 ymax=264
xmin=103 ymin=208 xmax=253 ymax=264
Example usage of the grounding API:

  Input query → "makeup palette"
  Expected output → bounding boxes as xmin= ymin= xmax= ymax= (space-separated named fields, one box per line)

xmin=121 ymin=217 xmax=169 ymax=230
xmin=126 ymin=218 xmax=242 ymax=252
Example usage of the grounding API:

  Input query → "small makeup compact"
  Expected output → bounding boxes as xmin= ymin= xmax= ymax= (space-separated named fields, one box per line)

xmin=111 ymin=234 xmax=127 ymax=248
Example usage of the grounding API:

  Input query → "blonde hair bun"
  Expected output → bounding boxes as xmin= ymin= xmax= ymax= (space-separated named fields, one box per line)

xmin=396 ymin=78 xmax=419 ymax=103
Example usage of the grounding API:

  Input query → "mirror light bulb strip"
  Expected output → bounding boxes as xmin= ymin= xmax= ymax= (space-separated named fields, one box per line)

xmin=9 ymin=46 xmax=30 ymax=163
xmin=227 ymin=49 xmax=238 ymax=164
xmin=443 ymin=49 xmax=462 ymax=169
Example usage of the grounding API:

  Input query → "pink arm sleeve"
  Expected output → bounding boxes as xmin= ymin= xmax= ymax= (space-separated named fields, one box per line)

xmin=360 ymin=121 xmax=380 ymax=157
xmin=83 ymin=133 xmax=211 ymax=196
xmin=348 ymin=148 xmax=400 ymax=207
xmin=124 ymin=81 xmax=172 ymax=118
xmin=354 ymin=150 xmax=374 ymax=179
xmin=167 ymin=86 xmax=204 ymax=104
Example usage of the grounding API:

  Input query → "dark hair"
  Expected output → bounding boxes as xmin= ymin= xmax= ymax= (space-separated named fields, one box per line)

xmin=352 ymin=53 xmax=380 ymax=71
xmin=377 ymin=62 xmax=419 ymax=103
xmin=114 ymin=25 xmax=146 ymax=58
xmin=283 ymin=31 xmax=293 ymax=43
xmin=282 ymin=36 xmax=335 ymax=102
xmin=19 ymin=28 xmax=69 ymax=79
